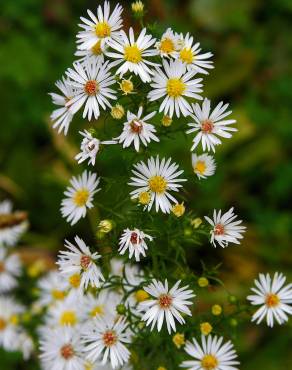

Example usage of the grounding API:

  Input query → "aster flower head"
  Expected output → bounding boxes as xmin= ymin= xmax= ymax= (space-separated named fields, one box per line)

xmin=39 ymin=326 xmax=84 ymax=370
xmin=49 ymin=78 xmax=75 ymax=135
xmin=37 ymin=270 xmax=69 ymax=307
xmin=118 ymin=228 xmax=153 ymax=261
xmin=139 ymin=279 xmax=195 ymax=334
xmin=84 ymin=290 xmax=120 ymax=322
xmin=129 ymin=156 xmax=187 ymax=213
xmin=187 ymin=98 xmax=237 ymax=152
xmin=156 ymin=28 xmax=181 ymax=58
xmin=65 ymin=58 xmax=117 ymax=121
xmin=180 ymin=335 xmax=239 ymax=370
xmin=178 ymin=33 xmax=214 ymax=74
xmin=106 ymin=27 xmax=158 ymax=83
xmin=116 ymin=107 xmax=159 ymax=152
xmin=61 ymin=170 xmax=100 ymax=225
xmin=0 ymin=247 xmax=21 ymax=293
xmin=75 ymin=130 xmax=117 ymax=166
xmin=192 ymin=153 xmax=216 ymax=180
xmin=0 ymin=200 xmax=28 ymax=247
xmin=57 ymin=235 xmax=104 ymax=289
xmin=148 ymin=59 xmax=203 ymax=118
xmin=204 ymin=207 xmax=246 ymax=248
xmin=247 ymin=272 xmax=292 ymax=327
xmin=77 ymin=2 xmax=123 ymax=50
xmin=83 ymin=316 xmax=131 ymax=369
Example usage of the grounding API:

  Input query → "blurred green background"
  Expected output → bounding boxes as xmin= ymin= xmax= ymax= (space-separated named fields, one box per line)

xmin=1 ymin=0 xmax=292 ymax=369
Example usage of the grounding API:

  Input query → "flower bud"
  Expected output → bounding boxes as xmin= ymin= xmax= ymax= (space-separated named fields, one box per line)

xmin=111 ymin=104 xmax=125 ymax=119
xmin=161 ymin=115 xmax=172 ymax=127
xmin=116 ymin=304 xmax=126 ymax=315
xmin=191 ymin=217 xmax=203 ymax=228
xmin=98 ymin=219 xmax=114 ymax=233
xmin=200 ymin=322 xmax=213 ymax=335
xmin=212 ymin=304 xmax=222 ymax=316
xmin=135 ymin=289 xmax=149 ymax=302
xmin=119 ymin=77 xmax=134 ymax=95
xmin=172 ymin=333 xmax=185 ymax=349
xmin=131 ymin=1 xmax=144 ymax=17
xmin=172 ymin=202 xmax=185 ymax=217
xmin=198 ymin=277 xmax=209 ymax=287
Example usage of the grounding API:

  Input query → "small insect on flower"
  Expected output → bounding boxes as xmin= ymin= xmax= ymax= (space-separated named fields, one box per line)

xmin=186 ymin=98 xmax=237 ymax=152
xmin=118 ymin=228 xmax=153 ymax=261
xmin=107 ymin=27 xmax=158 ymax=83
xmin=192 ymin=153 xmax=216 ymax=180
xmin=83 ymin=316 xmax=131 ymax=369
xmin=156 ymin=28 xmax=181 ymax=59
xmin=148 ymin=59 xmax=203 ymax=118
xmin=65 ymin=58 xmax=117 ymax=121
xmin=129 ymin=156 xmax=187 ymax=213
xmin=139 ymin=279 xmax=195 ymax=334
xmin=75 ymin=130 xmax=117 ymax=166
xmin=39 ymin=326 xmax=84 ymax=370
xmin=116 ymin=107 xmax=159 ymax=152
xmin=61 ymin=170 xmax=100 ymax=225
xmin=204 ymin=207 xmax=246 ymax=248
xmin=49 ymin=78 xmax=75 ymax=135
xmin=0 ymin=200 xmax=28 ymax=247
xmin=0 ymin=247 xmax=21 ymax=293
xmin=57 ymin=235 xmax=104 ymax=289
xmin=247 ymin=272 xmax=292 ymax=327
xmin=178 ymin=33 xmax=214 ymax=74
xmin=76 ymin=1 xmax=123 ymax=50
xmin=180 ymin=335 xmax=239 ymax=370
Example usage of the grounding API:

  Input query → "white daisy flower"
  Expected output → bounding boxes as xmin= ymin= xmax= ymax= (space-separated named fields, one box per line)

xmin=106 ymin=27 xmax=158 ymax=83
xmin=75 ymin=45 xmax=105 ymax=63
xmin=75 ymin=130 xmax=117 ymax=166
xmin=49 ymin=78 xmax=75 ymax=135
xmin=0 ymin=296 xmax=24 ymax=351
xmin=0 ymin=247 xmax=21 ymax=292
xmin=61 ymin=170 xmax=100 ymax=225
xmin=247 ymin=272 xmax=292 ymax=327
xmin=57 ymin=235 xmax=104 ymax=289
xmin=178 ymin=33 xmax=214 ymax=74
xmin=84 ymin=290 xmax=119 ymax=322
xmin=83 ymin=316 xmax=131 ymax=369
xmin=116 ymin=107 xmax=159 ymax=152
xmin=39 ymin=326 xmax=84 ymax=370
xmin=65 ymin=58 xmax=116 ymax=121
xmin=118 ymin=228 xmax=153 ymax=262
xmin=77 ymin=1 xmax=123 ymax=50
xmin=156 ymin=28 xmax=181 ymax=58
xmin=37 ymin=270 xmax=69 ymax=307
xmin=139 ymin=279 xmax=195 ymax=333
xmin=180 ymin=334 xmax=239 ymax=370
xmin=192 ymin=153 xmax=216 ymax=180
xmin=186 ymin=98 xmax=237 ymax=152
xmin=0 ymin=200 xmax=28 ymax=247
xmin=17 ymin=331 xmax=34 ymax=360
xmin=148 ymin=59 xmax=203 ymax=118
xmin=46 ymin=290 xmax=85 ymax=328
xmin=129 ymin=156 xmax=187 ymax=213
xmin=204 ymin=207 xmax=246 ymax=248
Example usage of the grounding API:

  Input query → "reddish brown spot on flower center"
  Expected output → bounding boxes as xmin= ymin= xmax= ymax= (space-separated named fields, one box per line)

xmin=60 ymin=344 xmax=74 ymax=359
xmin=80 ymin=255 xmax=91 ymax=270
xmin=84 ymin=80 xmax=99 ymax=96
xmin=201 ymin=119 xmax=214 ymax=133
xmin=103 ymin=330 xmax=117 ymax=347
xmin=0 ymin=318 xmax=6 ymax=331
xmin=130 ymin=120 xmax=143 ymax=133
xmin=130 ymin=232 xmax=140 ymax=244
xmin=214 ymin=224 xmax=225 ymax=235
xmin=159 ymin=294 xmax=172 ymax=308
xmin=265 ymin=293 xmax=280 ymax=307
xmin=0 ymin=262 xmax=5 ymax=273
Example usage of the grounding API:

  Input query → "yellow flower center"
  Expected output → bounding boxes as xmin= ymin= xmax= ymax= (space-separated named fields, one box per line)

xmin=201 ymin=354 xmax=218 ymax=370
xmin=180 ymin=47 xmax=194 ymax=64
xmin=91 ymin=40 xmax=103 ymax=55
xmin=69 ymin=273 xmax=81 ymax=288
xmin=0 ymin=318 xmax=6 ymax=330
xmin=265 ymin=293 xmax=280 ymax=307
xmin=120 ymin=79 xmax=134 ymax=94
xmin=60 ymin=310 xmax=77 ymax=326
xmin=148 ymin=175 xmax=167 ymax=193
xmin=9 ymin=314 xmax=19 ymax=326
xmin=172 ymin=333 xmax=185 ymax=349
xmin=166 ymin=78 xmax=186 ymax=97
xmin=172 ymin=203 xmax=185 ymax=217
xmin=138 ymin=191 xmax=151 ymax=205
xmin=95 ymin=22 xmax=111 ymax=38
xmin=194 ymin=160 xmax=207 ymax=175
xmin=51 ymin=289 xmax=66 ymax=300
xmin=73 ymin=189 xmax=89 ymax=207
xmin=84 ymin=80 xmax=99 ymax=96
xmin=124 ymin=44 xmax=142 ymax=63
xmin=135 ymin=289 xmax=150 ymax=302
xmin=90 ymin=305 xmax=104 ymax=317
xmin=200 ymin=322 xmax=213 ymax=336
xmin=160 ymin=38 xmax=175 ymax=53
